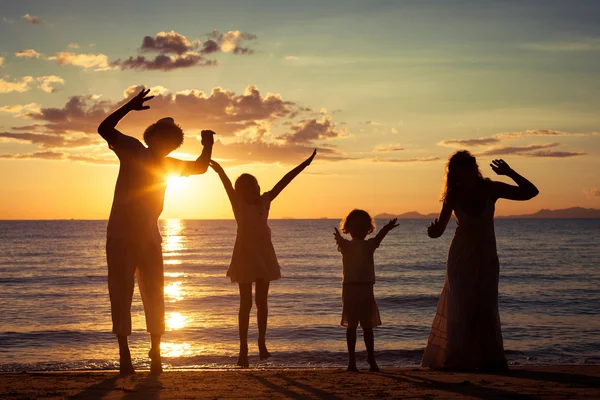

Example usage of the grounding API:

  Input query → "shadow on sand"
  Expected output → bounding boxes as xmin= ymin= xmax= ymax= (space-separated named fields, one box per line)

xmin=69 ymin=372 xmax=162 ymax=400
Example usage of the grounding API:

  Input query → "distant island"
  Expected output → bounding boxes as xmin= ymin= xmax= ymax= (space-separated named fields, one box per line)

xmin=375 ymin=207 xmax=600 ymax=219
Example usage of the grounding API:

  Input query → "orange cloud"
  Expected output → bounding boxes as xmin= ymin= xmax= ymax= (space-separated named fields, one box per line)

xmin=22 ymin=14 xmax=42 ymax=25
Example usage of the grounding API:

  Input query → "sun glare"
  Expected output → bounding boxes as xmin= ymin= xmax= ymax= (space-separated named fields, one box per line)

xmin=167 ymin=175 xmax=187 ymax=191
xmin=166 ymin=312 xmax=188 ymax=331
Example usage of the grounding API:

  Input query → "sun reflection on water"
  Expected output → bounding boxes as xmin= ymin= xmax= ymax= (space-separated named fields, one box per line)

xmin=163 ymin=219 xmax=184 ymax=254
xmin=164 ymin=281 xmax=184 ymax=302
xmin=166 ymin=312 xmax=188 ymax=331
xmin=161 ymin=342 xmax=194 ymax=358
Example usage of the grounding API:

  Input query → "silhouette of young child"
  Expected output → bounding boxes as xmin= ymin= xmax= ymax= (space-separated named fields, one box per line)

xmin=334 ymin=210 xmax=398 ymax=372
xmin=98 ymin=88 xmax=215 ymax=375
xmin=209 ymin=149 xmax=317 ymax=368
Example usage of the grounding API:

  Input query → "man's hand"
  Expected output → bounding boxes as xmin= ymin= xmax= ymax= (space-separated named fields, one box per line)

xmin=201 ymin=130 xmax=215 ymax=146
xmin=126 ymin=88 xmax=154 ymax=111
xmin=490 ymin=159 xmax=513 ymax=176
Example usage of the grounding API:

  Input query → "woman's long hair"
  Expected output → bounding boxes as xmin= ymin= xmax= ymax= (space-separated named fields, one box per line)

xmin=441 ymin=150 xmax=486 ymax=203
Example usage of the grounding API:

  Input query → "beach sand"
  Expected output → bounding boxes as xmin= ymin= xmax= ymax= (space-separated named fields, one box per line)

xmin=1 ymin=365 xmax=599 ymax=399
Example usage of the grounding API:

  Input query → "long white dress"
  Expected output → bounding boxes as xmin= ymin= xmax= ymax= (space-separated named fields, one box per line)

xmin=422 ymin=196 xmax=508 ymax=370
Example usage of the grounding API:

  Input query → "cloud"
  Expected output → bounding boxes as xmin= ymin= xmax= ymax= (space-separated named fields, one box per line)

xmin=141 ymin=31 xmax=200 ymax=55
xmin=0 ymin=151 xmax=62 ymax=160
xmin=0 ymin=57 xmax=4 ymax=67
xmin=208 ymin=30 xmax=257 ymax=54
xmin=111 ymin=30 xmax=257 ymax=71
xmin=438 ymin=129 xmax=585 ymax=148
xmin=112 ymin=53 xmax=216 ymax=71
xmin=0 ymin=103 xmax=41 ymax=117
xmin=47 ymin=51 xmax=110 ymax=70
xmin=2 ymin=17 xmax=14 ymax=24
xmin=475 ymin=143 xmax=585 ymax=158
xmin=22 ymin=14 xmax=42 ymax=25
xmin=16 ymin=49 xmax=42 ymax=58
xmin=213 ymin=139 xmax=352 ymax=166
xmin=37 ymin=75 xmax=64 ymax=93
xmin=390 ymin=128 xmax=399 ymax=134
xmin=0 ymin=151 xmax=115 ymax=164
xmin=280 ymin=117 xmax=342 ymax=144
xmin=374 ymin=144 xmax=404 ymax=152
xmin=374 ymin=156 xmax=441 ymax=163
xmin=439 ymin=137 xmax=501 ymax=147
xmin=67 ymin=43 xmax=80 ymax=49
xmin=284 ymin=56 xmax=298 ymax=61
xmin=0 ymin=131 xmax=99 ymax=148
xmin=365 ymin=120 xmax=381 ymax=126
xmin=0 ymin=76 xmax=34 ymax=93
xmin=4 ymin=84 xmax=352 ymax=165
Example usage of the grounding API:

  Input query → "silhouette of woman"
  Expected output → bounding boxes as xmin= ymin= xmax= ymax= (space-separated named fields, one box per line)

xmin=422 ymin=151 xmax=539 ymax=371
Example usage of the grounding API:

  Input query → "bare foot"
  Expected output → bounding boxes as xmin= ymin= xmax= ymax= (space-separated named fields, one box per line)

xmin=119 ymin=357 xmax=135 ymax=376
xmin=237 ymin=349 xmax=249 ymax=368
xmin=368 ymin=356 xmax=380 ymax=372
xmin=258 ymin=342 xmax=271 ymax=360
xmin=148 ymin=348 xmax=163 ymax=375
xmin=119 ymin=348 xmax=135 ymax=376
xmin=346 ymin=363 xmax=359 ymax=372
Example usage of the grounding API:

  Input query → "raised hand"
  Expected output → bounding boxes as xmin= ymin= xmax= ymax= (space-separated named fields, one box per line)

xmin=209 ymin=159 xmax=224 ymax=174
xmin=333 ymin=227 xmax=343 ymax=242
xmin=304 ymin=149 xmax=317 ymax=166
xmin=427 ymin=219 xmax=442 ymax=238
xmin=126 ymin=88 xmax=154 ymax=111
xmin=385 ymin=218 xmax=399 ymax=231
xmin=490 ymin=159 xmax=513 ymax=176
xmin=201 ymin=130 xmax=216 ymax=146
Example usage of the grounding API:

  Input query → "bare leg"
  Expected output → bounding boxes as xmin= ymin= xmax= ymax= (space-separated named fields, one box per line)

xmin=238 ymin=283 xmax=252 ymax=368
xmin=117 ymin=336 xmax=135 ymax=375
xmin=363 ymin=327 xmax=379 ymax=372
xmin=149 ymin=334 xmax=162 ymax=374
xmin=255 ymin=279 xmax=271 ymax=360
xmin=346 ymin=327 xmax=358 ymax=372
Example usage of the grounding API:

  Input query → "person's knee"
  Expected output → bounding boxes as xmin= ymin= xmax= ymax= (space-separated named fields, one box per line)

xmin=240 ymin=296 xmax=253 ymax=313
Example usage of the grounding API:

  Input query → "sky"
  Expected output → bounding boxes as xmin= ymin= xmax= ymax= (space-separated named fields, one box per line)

xmin=1 ymin=0 xmax=599 ymax=219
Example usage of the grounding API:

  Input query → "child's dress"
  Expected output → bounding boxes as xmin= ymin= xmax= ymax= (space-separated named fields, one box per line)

xmin=337 ymin=238 xmax=382 ymax=328
xmin=227 ymin=192 xmax=281 ymax=284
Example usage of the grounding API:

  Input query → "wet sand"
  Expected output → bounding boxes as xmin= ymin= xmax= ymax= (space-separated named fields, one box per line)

xmin=1 ymin=365 xmax=599 ymax=399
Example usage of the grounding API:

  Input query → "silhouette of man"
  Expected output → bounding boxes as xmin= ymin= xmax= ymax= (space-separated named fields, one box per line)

xmin=98 ymin=88 xmax=214 ymax=374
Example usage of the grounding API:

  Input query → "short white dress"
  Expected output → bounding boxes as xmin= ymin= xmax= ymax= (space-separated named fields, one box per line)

xmin=227 ymin=192 xmax=281 ymax=284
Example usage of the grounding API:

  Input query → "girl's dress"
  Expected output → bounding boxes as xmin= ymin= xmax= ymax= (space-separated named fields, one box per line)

xmin=422 ymin=195 xmax=508 ymax=370
xmin=227 ymin=192 xmax=281 ymax=284
xmin=337 ymin=238 xmax=382 ymax=328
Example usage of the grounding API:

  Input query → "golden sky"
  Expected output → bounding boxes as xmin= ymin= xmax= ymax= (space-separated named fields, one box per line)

xmin=1 ymin=1 xmax=599 ymax=219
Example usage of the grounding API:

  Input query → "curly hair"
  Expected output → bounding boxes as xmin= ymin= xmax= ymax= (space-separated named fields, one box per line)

xmin=441 ymin=150 xmax=487 ymax=203
xmin=143 ymin=122 xmax=184 ymax=149
xmin=340 ymin=209 xmax=375 ymax=235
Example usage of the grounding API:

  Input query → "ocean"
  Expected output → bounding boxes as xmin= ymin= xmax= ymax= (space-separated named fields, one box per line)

xmin=0 ymin=219 xmax=599 ymax=371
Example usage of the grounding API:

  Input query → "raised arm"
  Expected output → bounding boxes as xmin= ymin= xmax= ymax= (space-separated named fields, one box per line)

xmin=182 ymin=130 xmax=215 ymax=175
xmin=489 ymin=159 xmax=539 ymax=201
xmin=427 ymin=201 xmax=453 ymax=239
xmin=209 ymin=160 xmax=236 ymax=208
xmin=269 ymin=149 xmax=317 ymax=201
xmin=372 ymin=218 xmax=399 ymax=247
xmin=333 ymin=227 xmax=348 ymax=252
xmin=97 ymin=89 xmax=153 ymax=146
